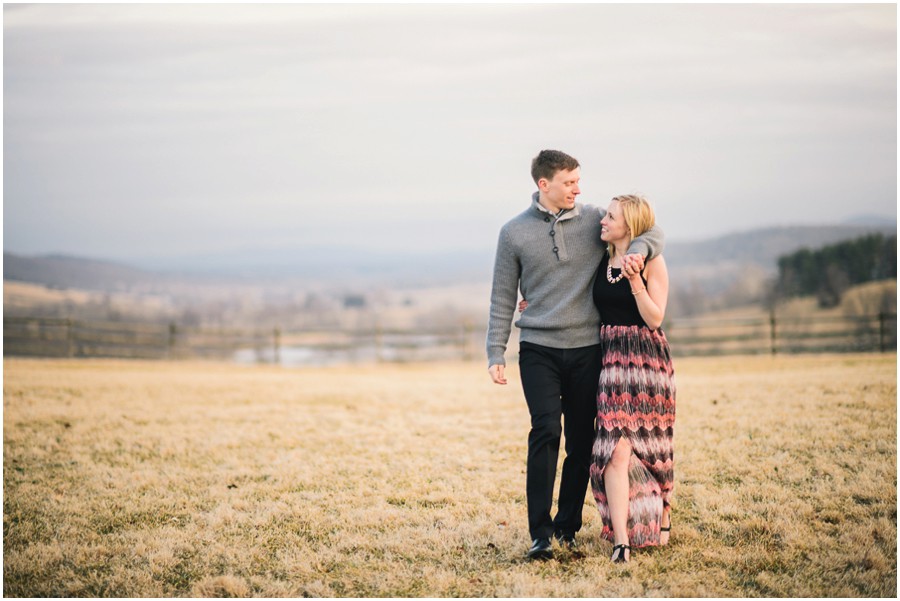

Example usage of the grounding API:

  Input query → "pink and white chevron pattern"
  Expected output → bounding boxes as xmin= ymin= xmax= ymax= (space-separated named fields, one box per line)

xmin=590 ymin=325 xmax=676 ymax=549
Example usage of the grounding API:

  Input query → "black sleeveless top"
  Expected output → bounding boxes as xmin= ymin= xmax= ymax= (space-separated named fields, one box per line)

xmin=592 ymin=252 xmax=648 ymax=327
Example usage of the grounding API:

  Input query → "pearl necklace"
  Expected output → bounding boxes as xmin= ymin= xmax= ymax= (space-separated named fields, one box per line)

xmin=606 ymin=262 xmax=626 ymax=284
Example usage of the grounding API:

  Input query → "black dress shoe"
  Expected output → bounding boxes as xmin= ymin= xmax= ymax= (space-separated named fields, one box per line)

xmin=554 ymin=532 xmax=577 ymax=549
xmin=526 ymin=537 xmax=553 ymax=560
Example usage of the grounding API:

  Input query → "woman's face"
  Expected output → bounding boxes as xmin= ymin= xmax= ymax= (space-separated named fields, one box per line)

xmin=600 ymin=200 xmax=629 ymax=243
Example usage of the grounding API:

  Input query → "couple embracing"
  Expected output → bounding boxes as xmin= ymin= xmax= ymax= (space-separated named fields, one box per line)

xmin=486 ymin=150 xmax=676 ymax=563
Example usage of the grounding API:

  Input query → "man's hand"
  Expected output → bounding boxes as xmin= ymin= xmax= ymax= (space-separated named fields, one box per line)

xmin=489 ymin=364 xmax=507 ymax=385
xmin=622 ymin=253 xmax=645 ymax=278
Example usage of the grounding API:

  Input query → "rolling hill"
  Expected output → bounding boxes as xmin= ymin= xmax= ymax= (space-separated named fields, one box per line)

xmin=4 ymin=222 xmax=895 ymax=320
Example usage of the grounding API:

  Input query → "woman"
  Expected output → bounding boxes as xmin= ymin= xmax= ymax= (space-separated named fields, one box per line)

xmin=592 ymin=194 xmax=675 ymax=563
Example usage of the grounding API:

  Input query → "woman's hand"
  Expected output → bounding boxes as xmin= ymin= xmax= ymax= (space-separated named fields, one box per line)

xmin=622 ymin=254 xmax=645 ymax=280
xmin=518 ymin=299 xmax=528 ymax=313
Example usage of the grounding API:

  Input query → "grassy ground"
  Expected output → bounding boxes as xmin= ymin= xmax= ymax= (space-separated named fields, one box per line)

xmin=3 ymin=354 xmax=896 ymax=597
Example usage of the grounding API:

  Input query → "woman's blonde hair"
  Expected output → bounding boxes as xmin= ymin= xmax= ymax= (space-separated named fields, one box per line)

xmin=608 ymin=194 xmax=655 ymax=258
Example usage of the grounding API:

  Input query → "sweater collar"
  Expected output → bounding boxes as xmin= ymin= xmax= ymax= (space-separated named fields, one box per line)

xmin=531 ymin=191 xmax=580 ymax=221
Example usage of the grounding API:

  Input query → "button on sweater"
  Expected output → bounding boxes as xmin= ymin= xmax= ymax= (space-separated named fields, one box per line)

xmin=486 ymin=192 xmax=664 ymax=367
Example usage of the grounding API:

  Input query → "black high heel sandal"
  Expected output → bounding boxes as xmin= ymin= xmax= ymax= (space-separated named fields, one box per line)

xmin=660 ymin=514 xmax=671 ymax=542
xmin=611 ymin=543 xmax=630 ymax=563
xmin=659 ymin=513 xmax=672 ymax=543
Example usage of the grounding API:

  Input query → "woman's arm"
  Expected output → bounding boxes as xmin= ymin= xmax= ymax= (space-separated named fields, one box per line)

xmin=627 ymin=255 xmax=669 ymax=330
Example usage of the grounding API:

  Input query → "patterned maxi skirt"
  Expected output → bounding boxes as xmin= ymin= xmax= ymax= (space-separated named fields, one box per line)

xmin=590 ymin=325 xmax=676 ymax=548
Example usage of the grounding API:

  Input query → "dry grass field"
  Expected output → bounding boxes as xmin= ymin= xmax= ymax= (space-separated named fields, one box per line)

xmin=3 ymin=354 xmax=896 ymax=597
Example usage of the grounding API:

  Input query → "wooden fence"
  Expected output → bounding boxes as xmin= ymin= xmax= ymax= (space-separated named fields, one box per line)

xmin=2 ymin=318 xmax=269 ymax=361
xmin=665 ymin=312 xmax=897 ymax=356
xmin=3 ymin=312 xmax=896 ymax=364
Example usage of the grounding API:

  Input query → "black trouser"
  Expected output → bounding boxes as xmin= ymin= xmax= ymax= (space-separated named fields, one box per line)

xmin=518 ymin=341 xmax=601 ymax=540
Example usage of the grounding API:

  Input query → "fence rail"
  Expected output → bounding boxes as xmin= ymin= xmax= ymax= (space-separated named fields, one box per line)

xmin=666 ymin=312 xmax=896 ymax=356
xmin=3 ymin=312 xmax=896 ymax=364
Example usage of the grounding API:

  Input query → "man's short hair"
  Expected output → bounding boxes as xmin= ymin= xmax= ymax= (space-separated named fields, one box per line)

xmin=531 ymin=150 xmax=580 ymax=185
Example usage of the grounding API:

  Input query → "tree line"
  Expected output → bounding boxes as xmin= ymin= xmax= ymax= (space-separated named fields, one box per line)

xmin=775 ymin=233 xmax=897 ymax=307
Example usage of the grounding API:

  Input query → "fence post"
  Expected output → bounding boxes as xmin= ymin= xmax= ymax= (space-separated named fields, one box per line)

xmin=66 ymin=319 xmax=75 ymax=358
xmin=168 ymin=323 xmax=177 ymax=359
xmin=769 ymin=310 xmax=777 ymax=355
xmin=375 ymin=323 xmax=383 ymax=363
xmin=273 ymin=327 xmax=281 ymax=365
xmin=460 ymin=319 xmax=471 ymax=361
xmin=878 ymin=312 xmax=886 ymax=353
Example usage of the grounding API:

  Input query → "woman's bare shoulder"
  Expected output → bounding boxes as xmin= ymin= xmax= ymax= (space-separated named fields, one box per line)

xmin=645 ymin=254 xmax=668 ymax=274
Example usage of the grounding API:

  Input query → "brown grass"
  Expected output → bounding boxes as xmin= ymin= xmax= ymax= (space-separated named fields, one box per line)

xmin=3 ymin=354 xmax=896 ymax=597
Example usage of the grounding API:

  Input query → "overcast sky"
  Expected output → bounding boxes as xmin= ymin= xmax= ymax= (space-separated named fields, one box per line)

xmin=3 ymin=3 xmax=896 ymax=265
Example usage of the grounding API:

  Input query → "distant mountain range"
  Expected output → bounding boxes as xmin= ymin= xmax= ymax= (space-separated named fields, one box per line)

xmin=3 ymin=248 xmax=496 ymax=293
xmin=665 ymin=224 xmax=897 ymax=272
xmin=4 ymin=223 xmax=896 ymax=297
xmin=4 ymin=253 xmax=178 ymax=292
xmin=662 ymin=224 xmax=896 ymax=311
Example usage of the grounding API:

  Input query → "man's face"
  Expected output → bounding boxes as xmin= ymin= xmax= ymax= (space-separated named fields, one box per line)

xmin=539 ymin=167 xmax=581 ymax=213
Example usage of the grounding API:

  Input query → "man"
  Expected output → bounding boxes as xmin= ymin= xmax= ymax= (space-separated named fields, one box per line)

xmin=486 ymin=149 xmax=664 ymax=560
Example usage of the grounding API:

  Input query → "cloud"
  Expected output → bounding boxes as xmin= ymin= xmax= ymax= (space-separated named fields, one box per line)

xmin=3 ymin=3 xmax=896 ymax=261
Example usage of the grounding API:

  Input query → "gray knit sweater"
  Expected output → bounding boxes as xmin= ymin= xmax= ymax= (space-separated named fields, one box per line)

xmin=486 ymin=192 xmax=665 ymax=367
